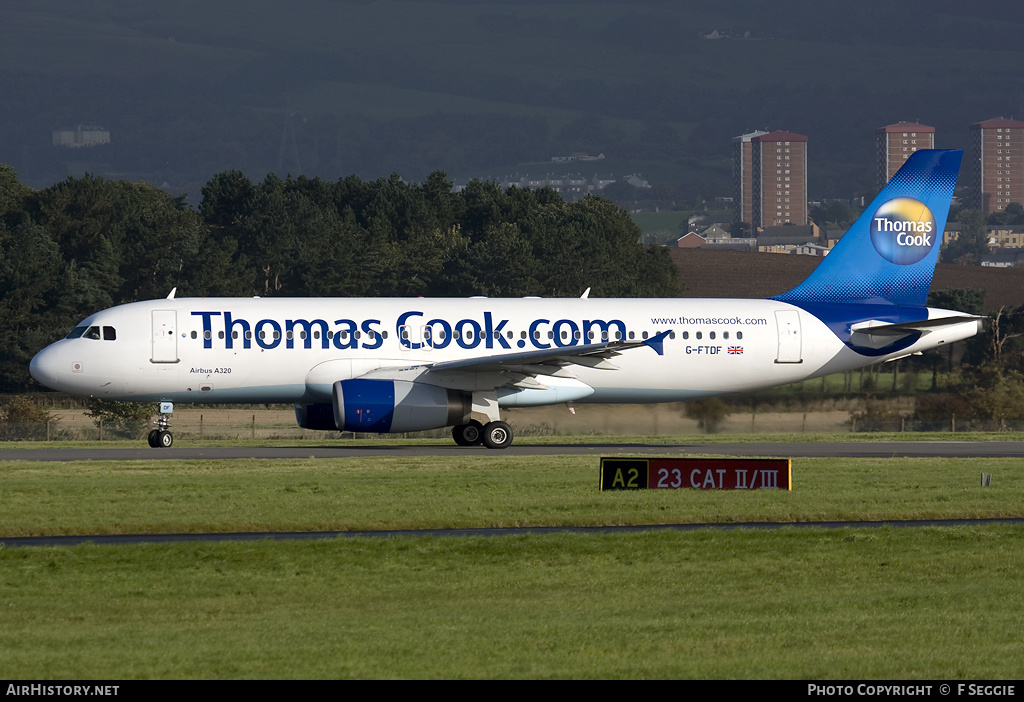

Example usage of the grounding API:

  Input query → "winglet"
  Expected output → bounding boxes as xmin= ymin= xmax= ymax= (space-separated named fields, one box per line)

xmin=642 ymin=330 xmax=672 ymax=356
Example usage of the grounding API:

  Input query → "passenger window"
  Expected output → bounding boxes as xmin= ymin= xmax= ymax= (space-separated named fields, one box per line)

xmin=737 ymin=331 xmax=743 ymax=340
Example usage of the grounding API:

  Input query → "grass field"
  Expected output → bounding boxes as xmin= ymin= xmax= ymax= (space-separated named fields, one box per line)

xmin=1 ymin=449 xmax=1023 ymax=678
xmin=2 ymin=455 xmax=1023 ymax=536
xmin=4 ymin=528 xmax=1023 ymax=679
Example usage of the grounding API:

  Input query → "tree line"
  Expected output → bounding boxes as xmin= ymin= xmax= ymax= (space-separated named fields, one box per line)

xmin=0 ymin=164 xmax=681 ymax=391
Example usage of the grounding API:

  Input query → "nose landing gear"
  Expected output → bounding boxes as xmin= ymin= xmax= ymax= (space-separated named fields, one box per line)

xmin=148 ymin=401 xmax=174 ymax=448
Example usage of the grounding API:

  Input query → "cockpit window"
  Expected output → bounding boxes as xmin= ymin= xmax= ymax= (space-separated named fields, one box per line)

xmin=65 ymin=325 xmax=116 ymax=340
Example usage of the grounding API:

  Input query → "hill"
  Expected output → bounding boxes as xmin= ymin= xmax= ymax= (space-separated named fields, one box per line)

xmin=669 ymin=248 xmax=1024 ymax=311
xmin=4 ymin=1 xmax=1024 ymax=204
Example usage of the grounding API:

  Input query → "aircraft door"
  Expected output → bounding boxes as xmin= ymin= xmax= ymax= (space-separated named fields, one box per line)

xmin=151 ymin=310 xmax=179 ymax=363
xmin=774 ymin=310 xmax=802 ymax=364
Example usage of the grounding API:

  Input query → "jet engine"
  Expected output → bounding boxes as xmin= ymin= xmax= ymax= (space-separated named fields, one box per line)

xmin=332 ymin=378 xmax=471 ymax=433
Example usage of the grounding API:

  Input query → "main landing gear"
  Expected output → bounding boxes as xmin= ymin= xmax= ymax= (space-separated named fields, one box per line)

xmin=148 ymin=401 xmax=174 ymax=448
xmin=452 ymin=419 xmax=513 ymax=449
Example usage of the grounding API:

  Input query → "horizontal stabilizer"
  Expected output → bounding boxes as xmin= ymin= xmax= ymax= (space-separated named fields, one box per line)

xmin=850 ymin=315 xmax=984 ymax=337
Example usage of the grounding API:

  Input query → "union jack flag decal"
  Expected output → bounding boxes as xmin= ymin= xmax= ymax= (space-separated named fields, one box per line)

xmin=727 ymin=346 xmax=743 ymax=355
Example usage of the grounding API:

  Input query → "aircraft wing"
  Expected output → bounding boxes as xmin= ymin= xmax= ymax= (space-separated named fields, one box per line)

xmin=428 ymin=330 xmax=671 ymax=374
xmin=356 ymin=331 xmax=671 ymax=389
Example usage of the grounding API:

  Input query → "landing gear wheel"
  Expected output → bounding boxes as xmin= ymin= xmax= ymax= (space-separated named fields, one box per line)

xmin=149 ymin=402 xmax=174 ymax=448
xmin=452 ymin=420 xmax=484 ymax=446
xmin=481 ymin=420 xmax=513 ymax=450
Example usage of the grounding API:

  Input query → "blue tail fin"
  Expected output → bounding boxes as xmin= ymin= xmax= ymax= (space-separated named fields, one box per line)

xmin=773 ymin=149 xmax=962 ymax=307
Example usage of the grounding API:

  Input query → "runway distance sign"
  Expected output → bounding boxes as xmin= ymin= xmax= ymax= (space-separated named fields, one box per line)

xmin=600 ymin=457 xmax=792 ymax=491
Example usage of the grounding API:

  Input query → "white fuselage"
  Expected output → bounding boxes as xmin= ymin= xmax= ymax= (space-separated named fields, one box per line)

xmin=29 ymin=296 xmax=979 ymax=406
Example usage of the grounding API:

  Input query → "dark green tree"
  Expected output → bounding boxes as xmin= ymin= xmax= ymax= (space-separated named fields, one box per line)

xmin=986 ymin=202 xmax=1024 ymax=225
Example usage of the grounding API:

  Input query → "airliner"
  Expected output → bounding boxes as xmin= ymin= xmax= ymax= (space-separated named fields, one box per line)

xmin=30 ymin=149 xmax=981 ymax=449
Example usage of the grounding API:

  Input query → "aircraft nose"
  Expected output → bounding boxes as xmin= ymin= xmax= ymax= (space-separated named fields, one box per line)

xmin=30 ymin=344 xmax=66 ymax=391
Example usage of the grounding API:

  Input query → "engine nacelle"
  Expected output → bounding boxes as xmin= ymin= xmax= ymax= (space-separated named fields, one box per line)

xmin=332 ymin=378 xmax=471 ymax=433
xmin=294 ymin=403 xmax=338 ymax=431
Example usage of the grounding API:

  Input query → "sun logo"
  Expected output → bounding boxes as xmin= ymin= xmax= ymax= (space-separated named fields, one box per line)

xmin=869 ymin=197 xmax=936 ymax=265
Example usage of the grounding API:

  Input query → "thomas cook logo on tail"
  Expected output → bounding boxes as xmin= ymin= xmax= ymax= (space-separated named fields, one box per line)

xmin=869 ymin=197 xmax=937 ymax=265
